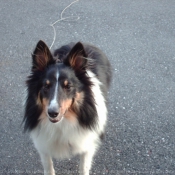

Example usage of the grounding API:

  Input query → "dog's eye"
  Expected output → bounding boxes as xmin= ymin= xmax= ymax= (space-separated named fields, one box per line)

xmin=64 ymin=84 xmax=71 ymax=90
xmin=43 ymin=84 xmax=49 ymax=92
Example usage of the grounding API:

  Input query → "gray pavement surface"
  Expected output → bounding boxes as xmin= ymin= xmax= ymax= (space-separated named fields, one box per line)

xmin=0 ymin=0 xmax=175 ymax=174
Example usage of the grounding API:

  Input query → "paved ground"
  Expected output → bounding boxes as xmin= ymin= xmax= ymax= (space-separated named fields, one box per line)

xmin=0 ymin=0 xmax=175 ymax=174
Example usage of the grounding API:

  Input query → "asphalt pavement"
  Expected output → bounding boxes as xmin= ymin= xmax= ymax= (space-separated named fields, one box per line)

xmin=0 ymin=0 xmax=175 ymax=174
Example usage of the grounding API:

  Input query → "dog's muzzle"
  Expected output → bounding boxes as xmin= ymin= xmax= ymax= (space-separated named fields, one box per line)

xmin=48 ymin=107 xmax=62 ymax=123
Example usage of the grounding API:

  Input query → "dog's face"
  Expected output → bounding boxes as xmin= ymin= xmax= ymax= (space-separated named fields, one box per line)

xmin=31 ymin=41 xmax=88 ymax=123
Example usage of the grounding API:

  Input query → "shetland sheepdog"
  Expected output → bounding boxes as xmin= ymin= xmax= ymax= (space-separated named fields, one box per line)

xmin=23 ymin=40 xmax=111 ymax=175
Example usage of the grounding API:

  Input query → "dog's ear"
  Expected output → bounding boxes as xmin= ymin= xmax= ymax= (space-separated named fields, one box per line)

xmin=32 ymin=40 xmax=55 ymax=71
xmin=64 ymin=42 xmax=87 ymax=72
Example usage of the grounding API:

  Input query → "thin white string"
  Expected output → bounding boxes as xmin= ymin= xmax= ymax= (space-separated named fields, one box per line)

xmin=49 ymin=0 xmax=80 ymax=49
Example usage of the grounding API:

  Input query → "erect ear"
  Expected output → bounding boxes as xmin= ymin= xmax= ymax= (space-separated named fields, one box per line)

xmin=64 ymin=42 xmax=87 ymax=72
xmin=32 ymin=40 xmax=55 ymax=71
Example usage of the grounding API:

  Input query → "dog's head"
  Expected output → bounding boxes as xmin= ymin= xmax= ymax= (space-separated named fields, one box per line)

xmin=29 ymin=40 xmax=91 ymax=124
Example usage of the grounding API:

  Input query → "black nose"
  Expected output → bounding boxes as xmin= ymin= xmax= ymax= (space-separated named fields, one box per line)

xmin=48 ymin=109 xmax=59 ymax=118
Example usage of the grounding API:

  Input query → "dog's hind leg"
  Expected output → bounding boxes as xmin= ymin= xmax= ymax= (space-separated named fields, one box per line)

xmin=40 ymin=153 xmax=55 ymax=175
xmin=79 ymin=147 xmax=96 ymax=175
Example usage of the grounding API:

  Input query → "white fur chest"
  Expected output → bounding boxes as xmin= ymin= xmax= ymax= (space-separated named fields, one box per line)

xmin=30 ymin=118 xmax=99 ymax=159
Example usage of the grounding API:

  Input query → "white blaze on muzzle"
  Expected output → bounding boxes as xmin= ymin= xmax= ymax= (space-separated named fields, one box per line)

xmin=48 ymin=71 xmax=59 ymax=119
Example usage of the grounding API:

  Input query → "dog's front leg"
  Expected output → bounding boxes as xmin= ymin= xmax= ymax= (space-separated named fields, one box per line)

xmin=40 ymin=153 xmax=55 ymax=175
xmin=79 ymin=148 xmax=96 ymax=175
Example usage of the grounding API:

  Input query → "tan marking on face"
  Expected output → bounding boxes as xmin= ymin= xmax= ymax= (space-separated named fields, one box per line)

xmin=59 ymin=99 xmax=77 ymax=121
xmin=63 ymin=92 xmax=84 ymax=122
xmin=46 ymin=80 xmax=50 ymax=85
xmin=39 ymin=98 xmax=49 ymax=120
xmin=42 ymin=98 xmax=49 ymax=106
xmin=64 ymin=80 xmax=68 ymax=86
xmin=74 ymin=92 xmax=84 ymax=106
xmin=59 ymin=99 xmax=72 ymax=115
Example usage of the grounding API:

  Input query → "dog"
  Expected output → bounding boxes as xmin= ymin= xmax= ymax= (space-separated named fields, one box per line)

xmin=23 ymin=40 xmax=111 ymax=175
